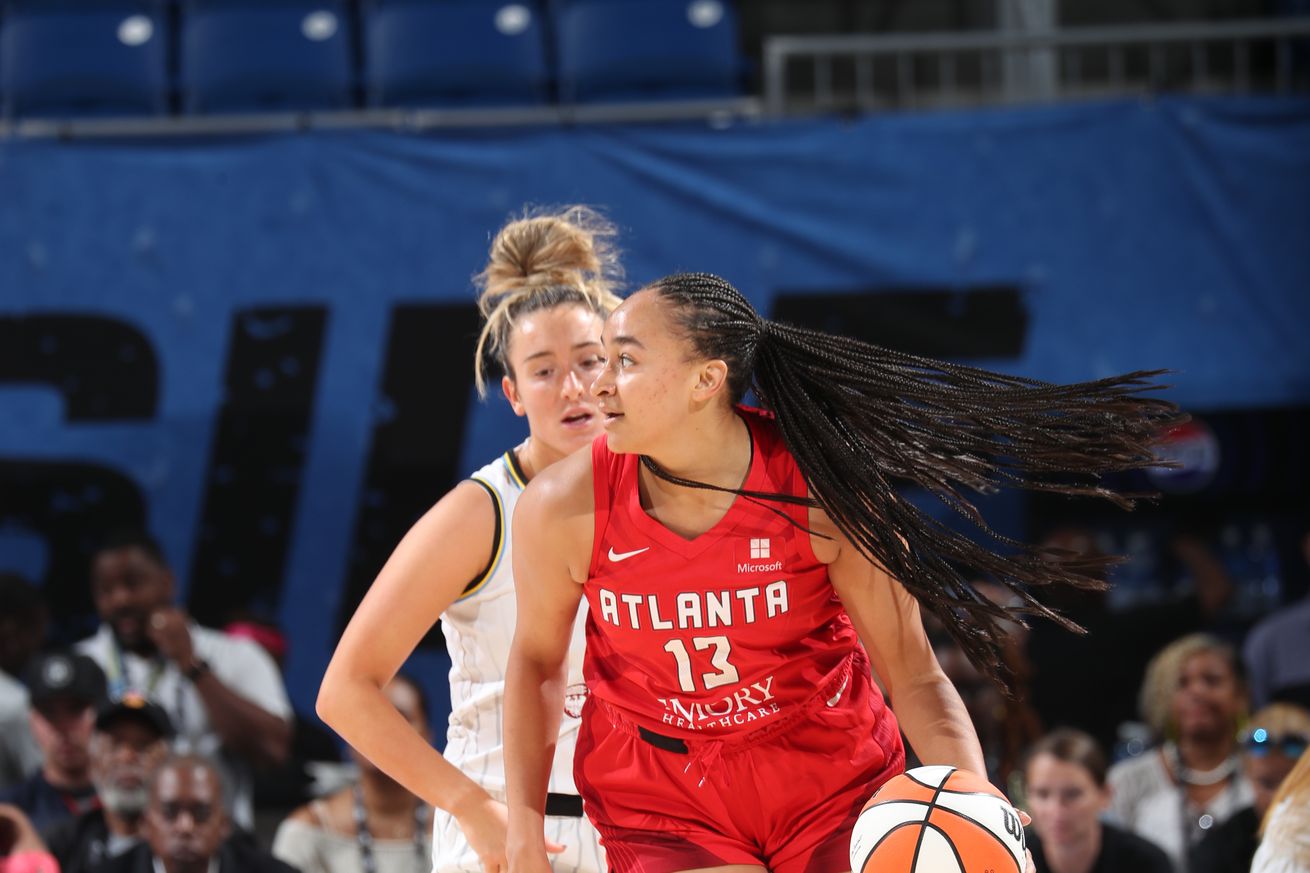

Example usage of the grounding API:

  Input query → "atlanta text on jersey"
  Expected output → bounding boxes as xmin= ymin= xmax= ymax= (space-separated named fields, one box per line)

xmin=595 ymin=581 xmax=790 ymax=631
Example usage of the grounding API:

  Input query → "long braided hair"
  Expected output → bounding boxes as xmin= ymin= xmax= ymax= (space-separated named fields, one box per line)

xmin=641 ymin=272 xmax=1186 ymax=686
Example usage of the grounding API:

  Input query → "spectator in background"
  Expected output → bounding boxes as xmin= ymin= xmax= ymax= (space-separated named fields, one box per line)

xmin=45 ymin=694 xmax=172 ymax=873
xmin=1023 ymin=729 xmax=1173 ymax=873
xmin=1024 ymin=527 xmax=1231 ymax=755
xmin=0 ymin=804 xmax=59 ymax=873
xmin=1244 ymin=523 xmax=1310 ymax=710
xmin=1193 ymin=702 xmax=1310 ymax=873
xmin=76 ymin=529 xmax=293 ymax=832
xmin=272 ymin=674 xmax=431 ymax=873
xmin=0 ymin=653 xmax=106 ymax=834
xmin=1250 ymin=749 xmax=1310 ymax=873
xmin=0 ymin=574 xmax=49 ymax=791
xmin=1108 ymin=634 xmax=1253 ymax=873
xmin=100 ymin=754 xmax=295 ymax=873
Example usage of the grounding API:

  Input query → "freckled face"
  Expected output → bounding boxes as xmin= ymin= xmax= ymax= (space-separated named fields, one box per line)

xmin=591 ymin=290 xmax=703 ymax=455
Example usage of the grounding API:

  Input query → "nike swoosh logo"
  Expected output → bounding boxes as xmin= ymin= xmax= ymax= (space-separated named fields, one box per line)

xmin=607 ymin=546 xmax=650 ymax=563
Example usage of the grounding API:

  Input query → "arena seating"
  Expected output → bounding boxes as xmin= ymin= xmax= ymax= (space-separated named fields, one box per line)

xmin=361 ymin=0 xmax=550 ymax=107
xmin=0 ymin=0 xmax=169 ymax=118
xmin=553 ymin=0 xmax=743 ymax=102
xmin=179 ymin=0 xmax=355 ymax=114
xmin=0 ymin=0 xmax=744 ymax=118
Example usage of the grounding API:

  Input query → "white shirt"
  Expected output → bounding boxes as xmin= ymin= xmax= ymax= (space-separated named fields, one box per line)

xmin=1107 ymin=748 xmax=1254 ymax=871
xmin=77 ymin=623 xmax=293 ymax=829
xmin=0 ymin=670 xmax=41 ymax=787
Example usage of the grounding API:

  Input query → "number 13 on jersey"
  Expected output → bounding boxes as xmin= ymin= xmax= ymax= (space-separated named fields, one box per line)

xmin=663 ymin=636 xmax=739 ymax=692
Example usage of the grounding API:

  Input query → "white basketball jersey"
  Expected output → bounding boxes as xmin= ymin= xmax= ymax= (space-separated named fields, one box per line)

xmin=440 ymin=450 xmax=589 ymax=797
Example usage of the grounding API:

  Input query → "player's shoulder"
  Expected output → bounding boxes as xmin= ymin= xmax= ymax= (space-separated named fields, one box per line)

xmin=520 ymin=443 xmax=595 ymax=514
xmin=415 ymin=477 xmax=500 ymax=543
xmin=446 ymin=476 xmax=503 ymax=516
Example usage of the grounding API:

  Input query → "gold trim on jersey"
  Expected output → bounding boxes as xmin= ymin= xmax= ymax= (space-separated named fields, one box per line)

xmin=459 ymin=475 xmax=505 ymax=601
xmin=504 ymin=450 xmax=528 ymax=489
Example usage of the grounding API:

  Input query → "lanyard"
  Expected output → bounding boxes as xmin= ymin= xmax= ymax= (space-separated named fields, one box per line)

xmin=104 ymin=634 xmax=187 ymax=738
xmin=104 ymin=635 xmax=167 ymax=701
xmin=352 ymin=784 xmax=429 ymax=873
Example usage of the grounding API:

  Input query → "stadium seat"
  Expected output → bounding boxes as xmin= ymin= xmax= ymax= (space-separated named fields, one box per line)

xmin=362 ymin=0 xmax=550 ymax=107
xmin=179 ymin=0 xmax=355 ymax=114
xmin=0 ymin=0 xmax=169 ymax=118
xmin=554 ymin=0 xmax=742 ymax=103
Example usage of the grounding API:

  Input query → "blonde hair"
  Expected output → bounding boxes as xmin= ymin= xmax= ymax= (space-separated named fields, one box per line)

xmin=1260 ymin=748 xmax=1310 ymax=837
xmin=1248 ymin=702 xmax=1310 ymax=742
xmin=1138 ymin=633 xmax=1246 ymax=739
xmin=473 ymin=205 xmax=624 ymax=396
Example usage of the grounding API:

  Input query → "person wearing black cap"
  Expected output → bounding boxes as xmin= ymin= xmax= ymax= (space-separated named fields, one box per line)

xmin=0 ymin=652 xmax=107 ymax=834
xmin=44 ymin=694 xmax=173 ymax=873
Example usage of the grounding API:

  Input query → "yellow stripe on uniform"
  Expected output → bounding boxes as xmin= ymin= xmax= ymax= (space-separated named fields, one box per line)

xmin=503 ymin=450 xmax=528 ymax=488
xmin=458 ymin=475 xmax=505 ymax=601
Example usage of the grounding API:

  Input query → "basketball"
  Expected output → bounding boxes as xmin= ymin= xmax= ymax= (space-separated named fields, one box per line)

xmin=849 ymin=765 xmax=1027 ymax=873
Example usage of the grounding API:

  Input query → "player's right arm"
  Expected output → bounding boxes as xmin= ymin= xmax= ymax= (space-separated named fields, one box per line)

xmin=316 ymin=480 xmax=524 ymax=870
xmin=504 ymin=450 xmax=594 ymax=873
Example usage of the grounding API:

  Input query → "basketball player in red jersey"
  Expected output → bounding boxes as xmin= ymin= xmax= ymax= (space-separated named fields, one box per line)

xmin=504 ymin=274 xmax=1181 ymax=873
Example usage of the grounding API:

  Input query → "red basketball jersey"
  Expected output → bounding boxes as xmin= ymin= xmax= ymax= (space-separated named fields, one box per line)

xmin=584 ymin=407 xmax=863 ymax=739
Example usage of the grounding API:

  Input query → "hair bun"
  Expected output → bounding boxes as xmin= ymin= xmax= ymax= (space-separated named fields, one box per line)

xmin=478 ymin=205 xmax=620 ymax=305
xmin=473 ymin=205 xmax=625 ymax=394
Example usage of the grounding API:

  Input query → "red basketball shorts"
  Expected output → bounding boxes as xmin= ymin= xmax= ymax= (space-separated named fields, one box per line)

xmin=574 ymin=652 xmax=905 ymax=873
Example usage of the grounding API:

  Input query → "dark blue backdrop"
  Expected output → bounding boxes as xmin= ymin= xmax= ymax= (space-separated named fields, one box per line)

xmin=2 ymin=95 xmax=1308 ymax=721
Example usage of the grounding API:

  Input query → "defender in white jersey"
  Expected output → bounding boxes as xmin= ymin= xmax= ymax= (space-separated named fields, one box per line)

xmin=434 ymin=448 xmax=600 ymax=873
xmin=319 ymin=207 xmax=622 ymax=873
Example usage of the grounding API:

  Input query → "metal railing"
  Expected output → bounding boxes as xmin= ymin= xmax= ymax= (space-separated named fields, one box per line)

xmin=0 ymin=96 xmax=764 ymax=141
xmin=764 ymin=17 xmax=1310 ymax=115
xmin=4 ymin=18 xmax=1306 ymax=139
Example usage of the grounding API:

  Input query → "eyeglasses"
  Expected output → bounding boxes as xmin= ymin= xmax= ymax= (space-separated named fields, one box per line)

xmin=1244 ymin=728 xmax=1309 ymax=759
xmin=156 ymin=802 xmax=215 ymax=824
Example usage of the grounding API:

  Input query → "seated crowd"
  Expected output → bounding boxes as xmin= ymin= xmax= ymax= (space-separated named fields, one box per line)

xmin=0 ymin=523 xmax=1306 ymax=873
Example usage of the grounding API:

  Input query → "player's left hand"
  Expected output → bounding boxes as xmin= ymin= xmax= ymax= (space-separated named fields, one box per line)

xmin=147 ymin=607 xmax=195 ymax=667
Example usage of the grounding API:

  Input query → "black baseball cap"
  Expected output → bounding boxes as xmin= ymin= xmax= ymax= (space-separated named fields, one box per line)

xmin=24 ymin=652 xmax=108 ymax=711
xmin=95 ymin=692 xmax=174 ymax=740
